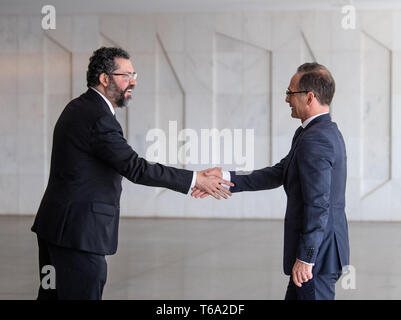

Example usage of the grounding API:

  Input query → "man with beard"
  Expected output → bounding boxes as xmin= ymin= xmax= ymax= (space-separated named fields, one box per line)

xmin=31 ymin=47 xmax=233 ymax=300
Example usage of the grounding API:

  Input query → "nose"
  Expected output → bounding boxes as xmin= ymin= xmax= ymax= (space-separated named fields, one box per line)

xmin=130 ymin=78 xmax=136 ymax=86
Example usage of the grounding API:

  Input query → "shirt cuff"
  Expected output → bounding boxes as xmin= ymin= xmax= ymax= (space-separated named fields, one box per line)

xmin=222 ymin=171 xmax=231 ymax=190
xmin=297 ymin=259 xmax=315 ymax=266
xmin=187 ymin=171 xmax=197 ymax=195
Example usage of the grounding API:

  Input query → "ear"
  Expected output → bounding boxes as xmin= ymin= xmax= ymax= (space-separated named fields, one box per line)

xmin=306 ymin=92 xmax=314 ymax=105
xmin=99 ymin=73 xmax=109 ymax=87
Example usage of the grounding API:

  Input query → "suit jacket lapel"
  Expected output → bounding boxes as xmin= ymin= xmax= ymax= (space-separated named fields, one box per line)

xmin=282 ymin=113 xmax=332 ymax=185
xmin=85 ymin=88 xmax=115 ymax=117
xmin=283 ymin=127 xmax=304 ymax=183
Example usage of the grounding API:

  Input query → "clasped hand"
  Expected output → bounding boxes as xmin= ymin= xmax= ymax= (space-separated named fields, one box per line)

xmin=194 ymin=167 xmax=232 ymax=200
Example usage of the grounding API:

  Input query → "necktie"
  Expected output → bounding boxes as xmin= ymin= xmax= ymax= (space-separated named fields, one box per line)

xmin=292 ymin=126 xmax=303 ymax=146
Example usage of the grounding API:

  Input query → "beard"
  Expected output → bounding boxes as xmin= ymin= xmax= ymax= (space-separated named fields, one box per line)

xmin=106 ymin=77 xmax=135 ymax=108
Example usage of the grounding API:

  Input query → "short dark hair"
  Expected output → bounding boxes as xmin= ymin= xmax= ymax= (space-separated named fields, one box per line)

xmin=86 ymin=47 xmax=130 ymax=88
xmin=296 ymin=62 xmax=335 ymax=106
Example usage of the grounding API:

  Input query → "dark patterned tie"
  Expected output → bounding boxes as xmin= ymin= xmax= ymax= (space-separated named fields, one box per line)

xmin=291 ymin=126 xmax=303 ymax=147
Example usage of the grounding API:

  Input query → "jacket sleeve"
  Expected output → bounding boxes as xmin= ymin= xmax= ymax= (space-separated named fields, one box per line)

xmin=90 ymin=115 xmax=193 ymax=194
xmin=295 ymin=135 xmax=335 ymax=264
xmin=228 ymin=154 xmax=288 ymax=193
xmin=228 ymin=127 xmax=304 ymax=193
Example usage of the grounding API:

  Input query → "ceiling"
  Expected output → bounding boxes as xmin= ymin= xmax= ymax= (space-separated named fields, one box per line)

xmin=1 ymin=0 xmax=400 ymax=15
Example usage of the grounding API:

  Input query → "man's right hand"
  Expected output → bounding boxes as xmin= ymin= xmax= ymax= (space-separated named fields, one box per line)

xmin=192 ymin=167 xmax=227 ymax=199
xmin=203 ymin=167 xmax=222 ymax=178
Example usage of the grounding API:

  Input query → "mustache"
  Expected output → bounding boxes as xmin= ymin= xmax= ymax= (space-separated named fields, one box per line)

xmin=124 ymin=85 xmax=135 ymax=93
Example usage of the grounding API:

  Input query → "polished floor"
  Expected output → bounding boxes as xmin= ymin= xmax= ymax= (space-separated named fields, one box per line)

xmin=0 ymin=215 xmax=400 ymax=300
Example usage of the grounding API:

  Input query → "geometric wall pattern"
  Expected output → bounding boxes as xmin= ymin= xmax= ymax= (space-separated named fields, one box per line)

xmin=361 ymin=31 xmax=391 ymax=198
xmin=1 ymin=11 xmax=401 ymax=221
xmin=155 ymin=33 xmax=185 ymax=168
xmin=214 ymin=32 xmax=271 ymax=169
xmin=44 ymin=35 xmax=72 ymax=178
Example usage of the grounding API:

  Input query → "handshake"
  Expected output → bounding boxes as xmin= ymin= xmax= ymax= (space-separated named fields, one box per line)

xmin=193 ymin=167 xmax=233 ymax=200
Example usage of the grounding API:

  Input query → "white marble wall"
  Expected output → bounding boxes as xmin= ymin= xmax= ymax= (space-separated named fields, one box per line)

xmin=1 ymin=10 xmax=401 ymax=221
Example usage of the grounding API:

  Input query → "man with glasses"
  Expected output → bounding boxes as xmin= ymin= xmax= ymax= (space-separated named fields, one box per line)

xmin=192 ymin=63 xmax=350 ymax=300
xmin=31 ymin=47 xmax=233 ymax=300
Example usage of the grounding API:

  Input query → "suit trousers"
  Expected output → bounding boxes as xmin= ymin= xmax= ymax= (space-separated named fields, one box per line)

xmin=36 ymin=236 xmax=107 ymax=300
xmin=284 ymin=272 xmax=342 ymax=300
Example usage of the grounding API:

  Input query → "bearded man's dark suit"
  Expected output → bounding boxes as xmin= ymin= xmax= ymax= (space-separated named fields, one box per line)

xmin=32 ymin=88 xmax=193 ymax=299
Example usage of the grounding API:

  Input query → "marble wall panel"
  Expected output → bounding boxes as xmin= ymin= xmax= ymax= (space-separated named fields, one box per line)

xmin=0 ymin=16 xmax=17 ymax=53
xmin=155 ymin=14 xmax=184 ymax=53
xmin=0 ymin=174 xmax=19 ymax=214
xmin=361 ymin=32 xmax=391 ymax=197
xmin=44 ymin=35 xmax=72 ymax=176
xmin=0 ymin=54 xmax=17 ymax=95
xmin=0 ymin=90 xmax=17 ymax=137
xmin=128 ymin=15 xmax=156 ymax=53
xmin=155 ymin=35 xmax=185 ymax=168
xmin=0 ymin=10 xmax=400 ymax=221
xmin=214 ymin=32 xmax=271 ymax=170
xmin=18 ymin=174 xmax=43 ymax=215
xmin=0 ymin=135 xmax=17 ymax=175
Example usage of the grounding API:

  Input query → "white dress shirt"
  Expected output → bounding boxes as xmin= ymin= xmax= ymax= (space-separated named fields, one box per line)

xmin=90 ymin=87 xmax=197 ymax=194
xmin=301 ymin=112 xmax=329 ymax=129
xmin=90 ymin=87 xmax=115 ymax=116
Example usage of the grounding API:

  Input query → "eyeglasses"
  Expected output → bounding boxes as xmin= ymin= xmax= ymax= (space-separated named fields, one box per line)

xmin=111 ymin=72 xmax=137 ymax=81
xmin=286 ymin=89 xmax=309 ymax=96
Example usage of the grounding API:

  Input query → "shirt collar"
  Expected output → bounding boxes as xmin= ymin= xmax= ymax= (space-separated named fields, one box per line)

xmin=90 ymin=87 xmax=115 ymax=116
xmin=301 ymin=112 xmax=329 ymax=129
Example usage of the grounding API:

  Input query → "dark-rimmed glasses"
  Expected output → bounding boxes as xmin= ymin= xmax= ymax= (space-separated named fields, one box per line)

xmin=286 ymin=89 xmax=309 ymax=96
xmin=111 ymin=72 xmax=137 ymax=81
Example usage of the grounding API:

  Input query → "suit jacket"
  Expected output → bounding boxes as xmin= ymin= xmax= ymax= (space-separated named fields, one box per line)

xmin=229 ymin=114 xmax=349 ymax=275
xmin=31 ymin=89 xmax=193 ymax=255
